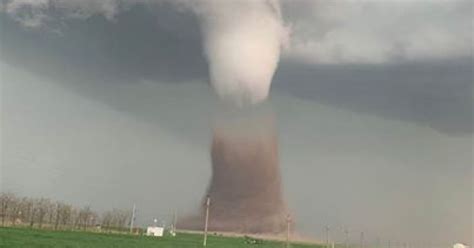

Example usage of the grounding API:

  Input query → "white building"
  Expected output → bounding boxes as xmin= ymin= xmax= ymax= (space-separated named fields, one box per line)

xmin=146 ymin=226 xmax=164 ymax=237
xmin=454 ymin=243 xmax=469 ymax=248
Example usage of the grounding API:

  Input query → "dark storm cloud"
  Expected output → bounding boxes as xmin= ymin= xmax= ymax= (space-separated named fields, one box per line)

xmin=273 ymin=59 xmax=473 ymax=135
xmin=1 ymin=4 xmax=472 ymax=135
xmin=0 ymin=3 xmax=208 ymax=84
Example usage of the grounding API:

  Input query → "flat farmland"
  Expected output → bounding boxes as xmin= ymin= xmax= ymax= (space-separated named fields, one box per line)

xmin=0 ymin=227 xmax=323 ymax=248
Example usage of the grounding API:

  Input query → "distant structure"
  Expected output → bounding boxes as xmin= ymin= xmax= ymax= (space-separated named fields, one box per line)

xmin=146 ymin=226 xmax=164 ymax=237
xmin=453 ymin=243 xmax=469 ymax=248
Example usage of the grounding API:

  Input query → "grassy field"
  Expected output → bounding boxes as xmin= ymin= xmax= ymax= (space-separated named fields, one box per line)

xmin=0 ymin=227 xmax=323 ymax=248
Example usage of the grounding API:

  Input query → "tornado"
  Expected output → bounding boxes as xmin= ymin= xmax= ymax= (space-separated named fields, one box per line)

xmin=178 ymin=107 xmax=288 ymax=233
xmin=178 ymin=0 xmax=289 ymax=234
xmin=207 ymin=109 xmax=287 ymax=233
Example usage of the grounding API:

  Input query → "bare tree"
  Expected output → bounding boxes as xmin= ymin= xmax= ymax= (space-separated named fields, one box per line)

xmin=76 ymin=206 xmax=95 ymax=230
xmin=113 ymin=209 xmax=132 ymax=230
xmin=72 ymin=207 xmax=80 ymax=229
xmin=0 ymin=193 xmax=121 ymax=233
xmin=58 ymin=204 xmax=73 ymax=229
xmin=101 ymin=210 xmax=114 ymax=231
xmin=0 ymin=192 xmax=15 ymax=226
xmin=54 ymin=202 xmax=61 ymax=230
xmin=28 ymin=200 xmax=36 ymax=228
xmin=100 ymin=208 xmax=131 ymax=231
xmin=9 ymin=197 xmax=21 ymax=226
xmin=47 ymin=202 xmax=57 ymax=226
xmin=35 ymin=198 xmax=51 ymax=228
xmin=15 ymin=197 xmax=31 ymax=225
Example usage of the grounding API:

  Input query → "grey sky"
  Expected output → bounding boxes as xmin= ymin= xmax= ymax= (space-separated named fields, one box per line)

xmin=0 ymin=0 xmax=472 ymax=245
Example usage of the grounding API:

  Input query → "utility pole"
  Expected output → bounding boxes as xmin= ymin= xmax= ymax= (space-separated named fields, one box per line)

xmin=130 ymin=204 xmax=136 ymax=233
xmin=203 ymin=196 xmax=210 ymax=247
xmin=344 ymin=228 xmax=349 ymax=248
xmin=173 ymin=209 xmax=178 ymax=235
xmin=325 ymin=225 xmax=330 ymax=248
xmin=360 ymin=232 xmax=365 ymax=248
xmin=286 ymin=214 xmax=291 ymax=248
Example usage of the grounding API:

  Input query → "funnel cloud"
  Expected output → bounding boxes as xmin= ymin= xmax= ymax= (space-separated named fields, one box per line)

xmin=189 ymin=0 xmax=287 ymax=106
xmin=194 ymin=0 xmax=289 ymax=233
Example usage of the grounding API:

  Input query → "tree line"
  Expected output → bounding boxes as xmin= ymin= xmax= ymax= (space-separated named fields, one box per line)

xmin=0 ymin=192 xmax=132 ymax=232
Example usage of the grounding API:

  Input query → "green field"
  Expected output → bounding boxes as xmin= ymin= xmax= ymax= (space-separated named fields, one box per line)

xmin=0 ymin=227 xmax=322 ymax=248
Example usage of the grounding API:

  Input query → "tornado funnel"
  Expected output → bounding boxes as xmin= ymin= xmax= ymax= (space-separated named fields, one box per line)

xmin=178 ymin=107 xmax=288 ymax=234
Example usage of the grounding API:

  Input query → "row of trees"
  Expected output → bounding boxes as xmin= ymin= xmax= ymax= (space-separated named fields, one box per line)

xmin=0 ymin=192 xmax=132 ymax=232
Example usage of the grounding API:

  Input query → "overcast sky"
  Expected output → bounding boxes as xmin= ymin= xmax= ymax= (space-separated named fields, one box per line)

xmin=0 ymin=0 xmax=472 ymax=245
